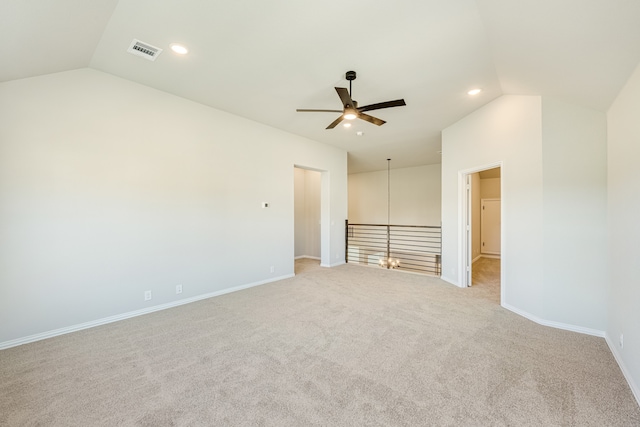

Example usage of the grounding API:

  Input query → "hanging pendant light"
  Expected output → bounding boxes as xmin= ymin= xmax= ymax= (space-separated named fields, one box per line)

xmin=379 ymin=158 xmax=400 ymax=269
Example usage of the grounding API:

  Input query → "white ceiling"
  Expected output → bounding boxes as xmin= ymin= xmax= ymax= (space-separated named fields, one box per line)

xmin=2 ymin=0 xmax=640 ymax=173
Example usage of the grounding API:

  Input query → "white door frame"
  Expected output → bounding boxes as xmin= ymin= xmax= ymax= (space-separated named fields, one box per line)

xmin=458 ymin=161 xmax=503 ymax=293
xmin=459 ymin=173 xmax=472 ymax=287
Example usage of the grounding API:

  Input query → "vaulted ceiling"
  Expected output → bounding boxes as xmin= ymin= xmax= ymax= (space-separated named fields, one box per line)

xmin=2 ymin=0 xmax=640 ymax=173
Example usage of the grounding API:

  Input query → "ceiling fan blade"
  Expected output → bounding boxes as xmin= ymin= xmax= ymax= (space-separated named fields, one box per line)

xmin=335 ymin=87 xmax=355 ymax=108
xmin=358 ymin=113 xmax=386 ymax=126
xmin=296 ymin=109 xmax=343 ymax=113
xmin=326 ymin=116 xmax=344 ymax=129
xmin=358 ymin=99 xmax=406 ymax=113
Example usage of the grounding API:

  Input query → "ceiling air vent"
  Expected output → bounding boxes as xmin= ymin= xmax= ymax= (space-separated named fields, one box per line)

xmin=127 ymin=39 xmax=162 ymax=61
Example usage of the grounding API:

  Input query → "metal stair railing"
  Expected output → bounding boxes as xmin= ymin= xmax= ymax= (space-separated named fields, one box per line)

xmin=346 ymin=221 xmax=442 ymax=276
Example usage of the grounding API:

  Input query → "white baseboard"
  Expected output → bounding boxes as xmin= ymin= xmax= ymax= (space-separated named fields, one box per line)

xmin=294 ymin=255 xmax=321 ymax=260
xmin=473 ymin=299 xmax=638 ymax=406
xmin=499 ymin=304 xmax=640 ymax=403
xmin=501 ymin=302 xmax=605 ymax=337
xmin=440 ymin=275 xmax=460 ymax=287
xmin=320 ymin=260 xmax=346 ymax=267
xmin=0 ymin=273 xmax=294 ymax=350
xmin=472 ymin=255 xmax=482 ymax=263
xmin=605 ymin=333 xmax=640 ymax=407
xmin=479 ymin=254 xmax=501 ymax=259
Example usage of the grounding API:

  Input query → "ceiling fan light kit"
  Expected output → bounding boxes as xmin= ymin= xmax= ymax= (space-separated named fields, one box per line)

xmin=296 ymin=71 xmax=406 ymax=129
xmin=343 ymin=108 xmax=358 ymax=120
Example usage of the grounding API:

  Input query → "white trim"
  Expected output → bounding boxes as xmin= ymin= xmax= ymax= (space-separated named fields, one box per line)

xmin=457 ymin=161 xmax=505 ymax=300
xmin=605 ymin=333 xmax=640 ymax=406
xmin=321 ymin=260 xmax=346 ymax=267
xmin=472 ymin=255 xmax=482 ymax=263
xmin=501 ymin=302 xmax=605 ymax=337
xmin=294 ymin=255 xmax=321 ymax=260
xmin=501 ymin=303 xmax=639 ymax=406
xmin=0 ymin=273 xmax=294 ymax=350
xmin=458 ymin=171 xmax=470 ymax=287
xmin=440 ymin=275 xmax=460 ymax=287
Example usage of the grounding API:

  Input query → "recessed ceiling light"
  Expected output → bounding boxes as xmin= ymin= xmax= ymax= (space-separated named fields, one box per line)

xmin=170 ymin=43 xmax=189 ymax=55
xmin=468 ymin=88 xmax=481 ymax=95
xmin=343 ymin=123 xmax=352 ymax=128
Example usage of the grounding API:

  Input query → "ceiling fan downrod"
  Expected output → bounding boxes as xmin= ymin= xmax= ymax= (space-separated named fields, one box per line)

xmin=346 ymin=70 xmax=356 ymax=99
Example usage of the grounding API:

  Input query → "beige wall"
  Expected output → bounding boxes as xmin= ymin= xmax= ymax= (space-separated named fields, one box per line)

xmin=607 ymin=62 xmax=640 ymax=401
xmin=442 ymin=94 xmax=608 ymax=335
xmin=0 ymin=69 xmax=348 ymax=346
xmin=540 ymin=98 xmax=607 ymax=329
xmin=480 ymin=178 xmax=500 ymax=199
xmin=471 ymin=174 xmax=500 ymax=261
xmin=294 ymin=168 xmax=321 ymax=259
xmin=348 ymin=164 xmax=441 ymax=226
xmin=442 ymin=95 xmax=544 ymax=316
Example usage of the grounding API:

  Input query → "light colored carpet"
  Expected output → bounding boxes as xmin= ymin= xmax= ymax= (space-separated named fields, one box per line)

xmin=1 ymin=259 xmax=638 ymax=426
xmin=472 ymin=257 xmax=501 ymax=303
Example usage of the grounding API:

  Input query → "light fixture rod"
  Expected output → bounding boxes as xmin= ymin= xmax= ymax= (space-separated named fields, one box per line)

xmin=378 ymin=158 xmax=399 ymax=270
xmin=387 ymin=158 xmax=391 ymax=266
xmin=387 ymin=158 xmax=391 ymax=226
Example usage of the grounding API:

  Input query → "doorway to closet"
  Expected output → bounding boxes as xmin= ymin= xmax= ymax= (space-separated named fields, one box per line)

xmin=461 ymin=165 xmax=502 ymax=304
xmin=294 ymin=167 xmax=321 ymax=272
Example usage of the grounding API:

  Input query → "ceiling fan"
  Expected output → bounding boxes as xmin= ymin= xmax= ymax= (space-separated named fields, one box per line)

xmin=296 ymin=71 xmax=406 ymax=129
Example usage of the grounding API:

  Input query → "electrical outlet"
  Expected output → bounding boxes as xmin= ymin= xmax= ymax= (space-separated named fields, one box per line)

xmin=270 ymin=266 xmax=275 ymax=273
xmin=176 ymin=284 xmax=182 ymax=294
xmin=620 ymin=333 xmax=624 ymax=349
xmin=144 ymin=290 xmax=152 ymax=301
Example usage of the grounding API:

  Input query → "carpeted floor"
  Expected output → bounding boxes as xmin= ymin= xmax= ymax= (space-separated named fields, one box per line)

xmin=1 ymin=259 xmax=638 ymax=426
xmin=472 ymin=256 xmax=501 ymax=304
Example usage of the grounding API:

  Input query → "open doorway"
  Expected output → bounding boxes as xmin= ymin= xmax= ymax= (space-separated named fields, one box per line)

xmin=293 ymin=166 xmax=327 ymax=273
xmin=460 ymin=163 xmax=503 ymax=303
